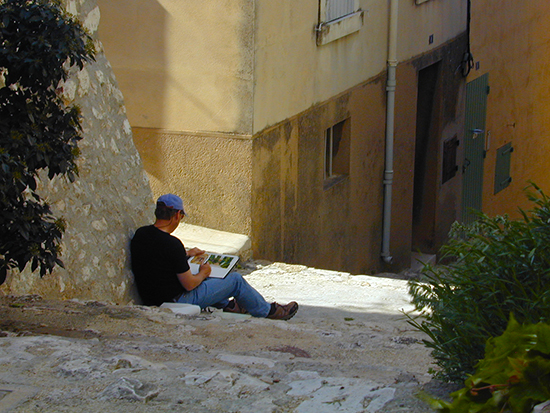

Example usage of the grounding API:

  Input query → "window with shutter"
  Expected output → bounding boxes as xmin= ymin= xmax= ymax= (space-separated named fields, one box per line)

xmin=317 ymin=0 xmax=363 ymax=46
xmin=494 ymin=142 xmax=513 ymax=194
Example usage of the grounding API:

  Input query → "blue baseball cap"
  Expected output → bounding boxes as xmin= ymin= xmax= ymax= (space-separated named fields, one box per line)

xmin=157 ymin=194 xmax=186 ymax=215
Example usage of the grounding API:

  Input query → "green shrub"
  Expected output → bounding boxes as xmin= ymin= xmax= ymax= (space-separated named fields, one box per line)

xmin=426 ymin=316 xmax=550 ymax=412
xmin=407 ymin=183 xmax=550 ymax=382
xmin=0 ymin=0 xmax=95 ymax=283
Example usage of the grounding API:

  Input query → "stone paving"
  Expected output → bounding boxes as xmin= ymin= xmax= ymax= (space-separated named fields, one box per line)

xmin=0 ymin=262 xmax=455 ymax=412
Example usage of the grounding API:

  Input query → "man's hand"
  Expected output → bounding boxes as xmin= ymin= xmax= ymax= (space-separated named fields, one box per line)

xmin=177 ymin=262 xmax=211 ymax=291
xmin=199 ymin=263 xmax=212 ymax=278
xmin=186 ymin=247 xmax=205 ymax=257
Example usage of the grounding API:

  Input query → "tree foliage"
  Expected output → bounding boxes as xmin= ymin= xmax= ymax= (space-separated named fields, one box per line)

xmin=0 ymin=0 xmax=95 ymax=283
xmin=407 ymin=183 xmax=550 ymax=382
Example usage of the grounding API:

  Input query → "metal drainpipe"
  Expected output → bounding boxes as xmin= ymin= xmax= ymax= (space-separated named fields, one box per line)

xmin=381 ymin=0 xmax=399 ymax=264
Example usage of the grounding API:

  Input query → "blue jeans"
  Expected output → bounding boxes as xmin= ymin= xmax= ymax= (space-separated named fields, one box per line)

xmin=177 ymin=272 xmax=271 ymax=317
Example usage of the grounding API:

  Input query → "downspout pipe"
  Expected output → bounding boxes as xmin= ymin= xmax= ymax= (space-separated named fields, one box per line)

xmin=381 ymin=0 xmax=399 ymax=264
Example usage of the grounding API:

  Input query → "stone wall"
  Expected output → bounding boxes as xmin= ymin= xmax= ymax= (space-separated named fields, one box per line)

xmin=0 ymin=0 xmax=154 ymax=304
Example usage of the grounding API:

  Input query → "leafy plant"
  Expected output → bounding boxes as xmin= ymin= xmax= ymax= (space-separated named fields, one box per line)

xmin=0 ymin=0 xmax=95 ymax=283
xmin=425 ymin=316 xmax=550 ymax=412
xmin=407 ymin=183 xmax=550 ymax=382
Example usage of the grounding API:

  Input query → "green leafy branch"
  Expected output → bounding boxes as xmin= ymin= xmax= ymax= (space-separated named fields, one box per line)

xmin=426 ymin=316 xmax=550 ymax=413
xmin=0 ymin=0 xmax=95 ymax=283
xmin=407 ymin=183 xmax=550 ymax=382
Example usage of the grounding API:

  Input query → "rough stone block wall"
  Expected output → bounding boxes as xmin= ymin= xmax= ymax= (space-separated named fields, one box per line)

xmin=0 ymin=0 xmax=154 ymax=304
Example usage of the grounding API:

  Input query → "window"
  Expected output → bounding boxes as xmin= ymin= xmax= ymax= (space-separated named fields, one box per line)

xmin=494 ymin=142 xmax=513 ymax=194
xmin=317 ymin=0 xmax=363 ymax=46
xmin=324 ymin=119 xmax=350 ymax=188
xmin=442 ymin=135 xmax=459 ymax=184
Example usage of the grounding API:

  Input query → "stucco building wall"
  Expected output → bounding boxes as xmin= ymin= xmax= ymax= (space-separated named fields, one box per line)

xmin=96 ymin=0 xmax=468 ymax=273
xmin=253 ymin=0 xmax=467 ymax=133
xmin=252 ymin=77 xmax=387 ymax=274
xmin=132 ymin=128 xmax=253 ymax=235
xmin=96 ymin=0 xmax=256 ymax=235
xmin=253 ymin=35 xmax=467 ymax=274
xmin=96 ymin=0 xmax=255 ymax=134
xmin=469 ymin=1 xmax=550 ymax=216
xmin=1 ymin=0 xmax=155 ymax=303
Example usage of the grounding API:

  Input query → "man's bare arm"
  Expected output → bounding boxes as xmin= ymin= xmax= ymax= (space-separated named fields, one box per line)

xmin=177 ymin=263 xmax=211 ymax=291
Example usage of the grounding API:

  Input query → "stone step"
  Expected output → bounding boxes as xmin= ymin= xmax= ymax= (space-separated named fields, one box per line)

xmin=172 ymin=223 xmax=252 ymax=260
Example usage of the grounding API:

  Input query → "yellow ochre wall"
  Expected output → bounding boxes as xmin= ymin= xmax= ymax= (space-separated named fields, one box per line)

xmin=469 ymin=1 xmax=550 ymax=216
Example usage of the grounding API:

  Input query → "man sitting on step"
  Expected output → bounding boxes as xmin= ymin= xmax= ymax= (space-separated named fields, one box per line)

xmin=130 ymin=194 xmax=298 ymax=320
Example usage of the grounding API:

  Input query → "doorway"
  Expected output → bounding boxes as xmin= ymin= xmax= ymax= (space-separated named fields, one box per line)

xmin=412 ymin=62 xmax=441 ymax=253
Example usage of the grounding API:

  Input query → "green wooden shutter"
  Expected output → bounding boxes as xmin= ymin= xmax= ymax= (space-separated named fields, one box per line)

xmin=462 ymin=74 xmax=489 ymax=225
xmin=494 ymin=142 xmax=513 ymax=194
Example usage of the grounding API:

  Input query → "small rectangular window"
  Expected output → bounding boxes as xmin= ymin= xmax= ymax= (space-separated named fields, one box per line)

xmin=442 ymin=135 xmax=459 ymax=184
xmin=324 ymin=118 xmax=350 ymax=188
xmin=494 ymin=142 xmax=513 ymax=194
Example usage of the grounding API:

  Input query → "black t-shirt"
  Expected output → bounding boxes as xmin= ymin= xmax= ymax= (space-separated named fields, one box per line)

xmin=130 ymin=225 xmax=190 ymax=306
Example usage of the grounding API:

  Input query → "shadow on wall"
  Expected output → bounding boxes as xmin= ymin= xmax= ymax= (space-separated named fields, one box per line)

xmin=95 ymin=0 xmax=167 ymax=182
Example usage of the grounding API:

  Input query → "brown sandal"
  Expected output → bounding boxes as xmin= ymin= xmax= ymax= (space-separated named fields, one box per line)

xmin=223 ymin=299 xmax=248 ymax=314
xmin=267 ymin=301 xmax=299 ymax=320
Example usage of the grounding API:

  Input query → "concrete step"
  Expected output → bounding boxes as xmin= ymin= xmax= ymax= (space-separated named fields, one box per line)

xmin=410 ymin=252 xmax=436 ymax=272
xmin=172 ymin=223 xmax=252 ymax=260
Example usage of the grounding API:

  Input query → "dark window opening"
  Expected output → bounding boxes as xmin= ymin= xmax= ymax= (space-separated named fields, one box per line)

xmin=442 ymin=135 xmax=459 ymax=184
xmin=324 ymin=118 xmax=350 ymax=188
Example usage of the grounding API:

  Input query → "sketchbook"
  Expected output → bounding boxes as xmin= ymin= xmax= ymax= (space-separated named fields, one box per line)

xmin=188 ymin=252 xmax=239 ymax=279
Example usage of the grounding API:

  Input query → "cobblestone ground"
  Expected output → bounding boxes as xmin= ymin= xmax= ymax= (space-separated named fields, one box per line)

xmin=0 ymin=262 xmax=457 ymax=412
